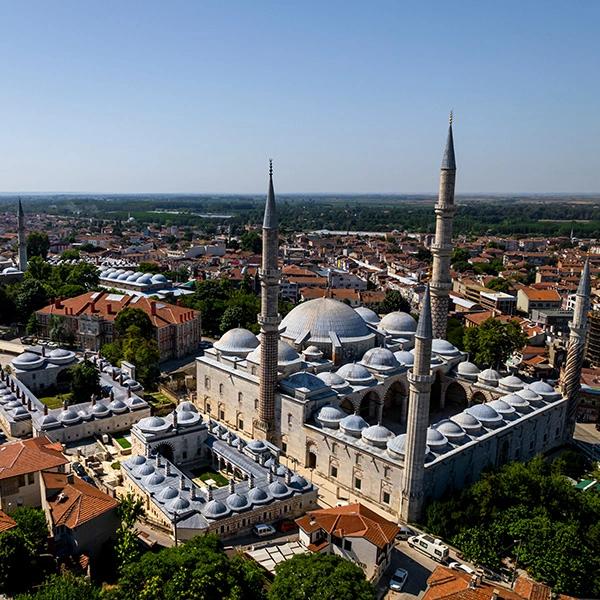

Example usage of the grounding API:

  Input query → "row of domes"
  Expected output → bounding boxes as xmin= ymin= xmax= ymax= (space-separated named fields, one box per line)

xmin=12 ymin=348 xmax=76 ymax=370
xmin=99 ymin=269 xmax=168 ymax=285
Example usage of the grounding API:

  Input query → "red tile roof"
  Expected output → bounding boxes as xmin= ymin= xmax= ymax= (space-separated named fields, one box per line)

xmin=43 ymin=472 xmax=118 ymax=529
xmin=295 ymin=503 xmax=398 ymax=549
xmin=0 ymin=436 xmax=68 ymax=480
xmin=0 ymin=510 xmax=16 ymax=533
xmin=519 ymin=288 xmax=562 ymax=302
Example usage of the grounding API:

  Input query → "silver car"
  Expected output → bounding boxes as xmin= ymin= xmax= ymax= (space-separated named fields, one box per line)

xmin=389 ymin=568 xmax=408 ymax=592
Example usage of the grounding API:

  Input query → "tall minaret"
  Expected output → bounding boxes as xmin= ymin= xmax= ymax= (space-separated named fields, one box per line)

xmin=401 ymin=285 xmax=434 ymax=523
xmin=256 ymin=160 xmax=281 ymax=442
xmin=430 ymin=113 xmax=457 ymax=340
xmin=17 ymin=199 xmax=27 ymax=272
xmin=562 ymin=259 xmax=591 ymax=438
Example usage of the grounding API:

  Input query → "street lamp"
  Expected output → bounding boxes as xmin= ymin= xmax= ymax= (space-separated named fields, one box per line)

xmin=511 ymin=539 xmax=522 ymax=589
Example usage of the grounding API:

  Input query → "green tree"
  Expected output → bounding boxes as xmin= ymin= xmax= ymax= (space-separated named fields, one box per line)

xmin=121 ymin=333 xmax=161 ymax=389
xmin=115 ymin=493 xmax=145 ymax=571
xmin=11 ymin=508 xmax=48 ymax=555
xmin=60 ymin=248 xmax=81 ymax=260
xmin=269 ymin=553 xmax=375 ymax=600
xmin=69 ymin=360 xmax=101 ymax=404
xmin=446 ymin=317 xmax=465 ymax=350
xmin=0 ymin=530 xmax=36 ymax=595
xmin=15 ymin=279 xmax=49 ymax=322
xmin=486 ymin=278 xmax=511 ymax=293
xmin=220 ymin=306 xmax=245 ymax=333
xmin=378 ymin=290 xmax=411 ymax=314
xmin=26 ymin=232 xmax=50 ymax=259
xmin=240 ymin=230 xmax=262 ymax=253
xmin=100 ymin=341 xmax=122 ymax=366
xmin=115 ymin=308 xmax=155 ymax=340
xmin=49 ymin=315 xmax=69 ymax=345
xmin=0 ymin=286 xmax=17 ymax=325
xmin=25 ymin=256 xmax=52 ymax=282
xmin=16 ymin=572 xmax=100 ymax=600
xmin=463 ymin=318 xmax=527 ymax=369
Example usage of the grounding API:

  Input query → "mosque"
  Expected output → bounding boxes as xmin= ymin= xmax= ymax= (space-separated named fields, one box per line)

xmin=197 ymin=121 xmax=589 ymax=523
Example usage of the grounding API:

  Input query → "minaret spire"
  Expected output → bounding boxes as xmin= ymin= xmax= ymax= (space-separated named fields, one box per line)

xmin=561 ymin=259 xmax=591 ymax=438
xmin=430 ymin=114 xmax=457 ymax=339
xmin=401 ymin=285 xmax=434 ymax=522
xmin=256 ymin=159 xmax=281 ymax=442
xmin=17 ymin=199 xmax=27 ymax=272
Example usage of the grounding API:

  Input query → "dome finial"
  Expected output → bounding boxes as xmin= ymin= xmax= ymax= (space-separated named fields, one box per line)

xmin=449 ymin=110 xmax=453 ymax=126
xmin=269 ymin=158 xmax=273 ymax=178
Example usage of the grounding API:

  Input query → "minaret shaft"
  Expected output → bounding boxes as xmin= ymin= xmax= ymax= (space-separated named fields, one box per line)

xmin=430 ymin=120 xmax=457 ymax=340
xmin=256 ymin=162 xmax=280 ymax=441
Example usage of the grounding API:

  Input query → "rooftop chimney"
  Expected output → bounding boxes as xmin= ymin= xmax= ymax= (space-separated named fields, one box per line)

xmin=66 ymin=473 xmax=74 ymax=484
xmin=150 ymin=301 xmax=157 ymax=316
xmin=491 ymin=590 xmax=500 ymax=600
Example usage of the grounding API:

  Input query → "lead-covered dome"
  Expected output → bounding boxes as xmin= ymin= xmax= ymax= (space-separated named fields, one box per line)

xmin=432 ymin=339 xmax=461 ymax=357
xmin=12 ymin=352 xmax=45 ymax=370
xmin=457 ymin=361 xmax=480 ymax=380
xmin=478 ymin=368 xmax=500 ymax=387
xmin=466 ymin=403 xmax=503 ymax=426
xmin=360 ymin=347 xmax=400 ymax=370
xmin=361 ymin=424 xmax=393 ymax=447
xmin=226 ymin=492 xmax=251 ymax=511
xmin=527 ymin=380 xmax=561 ymax=401
xmin=379 ymin=311 xmax=417 ymax=335
xmin=246 ymin=340 xmax=301 ymax=365
xmin=316 ymin=371 xmax=351 ymax=392
xmin=387 ymin=433 xmax=407 ymax=457
xmin=450 ymin=411 xmax=484 ymax=434
xmin=434 ymin=419 xmax=466 ymax=441
xmin=336 ymin=363 xmax=375 ymax=386
xmin=354 ymin=306 xmax=380 ymax=325
xmin=498 ymin=375 xmax=524 ymax=392
xmin=316 ymin=405 xmax=346 ymax=428
xmin=394 ymin=350 xmax=415 ymax=367
xmin=280 ymin=298 xmax=372 ymax=343
xmin=340 ymin=413 xmax=369 ymax=436
xmin=214 ymin=328 xmax=259 ymax=356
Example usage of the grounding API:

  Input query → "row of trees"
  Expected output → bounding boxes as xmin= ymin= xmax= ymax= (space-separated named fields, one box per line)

xmin=423 ymin=454 xmax=600 ymax=597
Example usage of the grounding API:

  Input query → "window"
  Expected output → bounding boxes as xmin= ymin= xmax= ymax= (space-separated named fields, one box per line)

xmin=219 ymin=383 xmax=224 ymax=396
xmin=206 ymin=403 xmax=211 ymax=414
xmin=287 ymin=413 xmax=292 ymax=427
xmin=254 ymin=399 xmax=259 ymax=410
xmin=204 ymin=376 xmax=210 ymax=390
xmin=220 ymin=409 xmax=225 ymax=420
xmin=238 ymin=419 xmax=244 ymax=430
xmin=343 ymin=539 xmax=352 ymax=551
xmin=383 ymin=491 xmax=390 ymax=504
xmin=355 ymin=454 xmax=361 ymax=465
xmin=281 ymin=441 xmax=287 ymax=453
xmin=238 ymin=392 xmax=243 ymax=403
xmin=383 ymin=466 xmax=390 ymax=478
xmin=331 ymin=442 xmax=337 ymax=455
xmin=330 ymin=465 xmax=338 ymax=478
xmin=354 ymin=477 xmax=361 ymax=490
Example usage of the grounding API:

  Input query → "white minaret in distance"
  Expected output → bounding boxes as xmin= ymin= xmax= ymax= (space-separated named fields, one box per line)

xmin=17 ymin=199 xmax=27 ymax=271
xmin=562 ymin=259 xmax=591 ymax=438
xmin=401 ymin=285 xmax=434 ymax=523
xmin=430 ymin=114 xmax=457 ymax=340
xmin=256 ymin=160 xmax=281 ymax=442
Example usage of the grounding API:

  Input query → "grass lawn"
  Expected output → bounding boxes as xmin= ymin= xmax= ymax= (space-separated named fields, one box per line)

xmin=38 ymin=393 xmax=72 ymax=410
xmin=114 ymin=436 xmax=131 ymax=449
xmin=194 ymin=469 xmax=229 ymax=487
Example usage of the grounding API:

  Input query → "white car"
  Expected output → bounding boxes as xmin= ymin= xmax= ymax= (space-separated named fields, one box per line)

xmin=389 ymin=568 xmax=408 ymax=592
xmin=449 ymin=561 xmax=476 ymax=574
xmin=252 ymin=523 xmax=276 ymax=538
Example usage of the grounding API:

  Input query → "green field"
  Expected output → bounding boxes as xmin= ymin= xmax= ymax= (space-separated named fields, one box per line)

xmin=38 ymin=393 xmax=72 ymax=409
xmin=114 ymin=436 xmax=131 ymax=449
xmin=194 ymin=469 xmax=229 ymax=487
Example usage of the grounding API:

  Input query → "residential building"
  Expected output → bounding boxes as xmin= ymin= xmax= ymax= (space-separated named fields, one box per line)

xmin=516 ymin=287 xmax=562 ymax=316
xmin=296 ymin=503 xmax=398 ymax=582
xmin=36 ymin=291 xmax=201 ymax=361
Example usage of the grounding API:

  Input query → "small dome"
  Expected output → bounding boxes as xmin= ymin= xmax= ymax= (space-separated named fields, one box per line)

xmin=361 ymin=424 xmax=393 ymax=447
xmin=135 ymin=463 xmax=155 ymax=477
xmin=12 ymin=406 xmax=30 ymax=419
xmin=394 ymin=350 xmax=414 ymax=367
xmin=268 ymin=480 xmax=292 ymax=498
xmin=499 ymin=374 xmax=524 ymax=392
xmin=117 ymin=271 xmax=133 ymax=280
xmin=450 ymin=411 xmax=483 ymax=433
xmin=13 ymin=352 xmax=45 ymax=370
xmin=138 ymin=416 xmax=169 ymax=432
xmin=516 ymin=388 xmax=544 ymax=406
xmin=354 ymin=306 xmax=380 ymax=325
xmin=426 ymin=427 xmax=449 ymax=449
xmin=527 ymin=380 xmax=559 ymax=398
xmin=156 ymin=486 xmax=179 ymax=501
xmin=457 ymin=361 xmax=480 ymax=379
xmin=246 ymin=340 xmax=300 ymax=365
xmin=60 ymin=408 xmax=81 ymax=424
xmin=336 ymin=363 xmax=374 ymax=386
xmin=466 ymin=403 xmax=503 ymax=425
xmin=108 ymin=399 xmax=128 ymax=414
xmin=387 ymin=433 xmax=407 ymax=457
xmin=477 ymin=368 xmax=500 ymax=387
xmin=302 ymin=345 xmax=324 ymax=360
xmin=316 ymin=405 xmax=346 ymax=428
xmin=177 ymin=409 xmax=201 ymax=426
xmin=434 ymin=419 xmax=466 ymax=440
xmin=432 ymin=339 xmax=461 ymax=356
xmin=49 ymin=348 xmax=70 ymax=358
xmin=144 ymin=472 xmax=166 ymax=486
xmin=40 ymin=414 xmax=61 ymax=430
xmin=226 ymin=492 xmax=251 ymax=511
xmin=177 ymin=401 xmax=198 ymax=413
xmin=213 ymin=328 xmax=259 ymax=355
xmin=137 ymin=273 xmax=153 ymax=284
xmin=247 ymin=486 xmax=270 ymax=505
xmin=379 ymin=311 xmax=417 ymax=334
xmin=488 ymin=399 xmax=517 ymax=419
xmin=316 ymin=371 xmax=350 ymax=390
xmin=203 ymin=498 xmax=230 ymax=519
xmin=92 ymin=402 xmax=111 ymax=417
xmin=128 ymin=455 xmax=146 ymax=466
xmin=246 ymin=439 xmax=268 ymax=452
xmin=151 ymin=274 xmax=168 ymax=284
xmin=289 ymin=474 xmax=310 ymax=491
xmin=500 ymin=393 xmax=531 ymax=413
xmin=167 ymin=496 xmax=191 ymax=511
xmin=361 ymin=347 xmax=400 ymax=370
xmin=340 ymin=413 xmax=369 ymax=436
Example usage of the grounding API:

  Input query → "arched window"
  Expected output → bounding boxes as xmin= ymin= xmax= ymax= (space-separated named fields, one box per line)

xmin=204 ymin=376 xmax=210 ymax=390
xmin=219 ymin=383 xmax=224 ymax=396
xmin=238 ymin=392 xmax=243 ymax=403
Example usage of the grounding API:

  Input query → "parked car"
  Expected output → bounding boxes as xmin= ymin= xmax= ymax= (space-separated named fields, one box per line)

xmin=72 ymin=462 xmax=86 ymax=477
xmin=389 ymin=568 xmax=408 ymax=592
xmin=396 ymin=525 xmax=415 ymax=540
xmin=477 ymin=567 xmax=501 ymax=582
xmin=252 ymin=524 xmax=276 ymax=538
xmin=276 ymin=519 xmax=298 ymax=533
xmin=81 ymin=475 xmax=96 ymax=487
xmin=408 ymin=534 xmax=449 ymax=562
xmin=449 ymin=561 xmax=476 ymax=574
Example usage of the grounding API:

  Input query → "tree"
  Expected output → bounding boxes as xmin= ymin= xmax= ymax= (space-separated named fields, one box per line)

xmin=451 ymin=247 xmax=470 ymax=266
xmin=26 ymin=232 xmax=50 ymax=259
xmin=60 ymin=249 xmax=81 ymax=260
xmin=220 ymin=306 xmax=245 ymax=333
xmin=15 ymin=572 xmax=101 ymax=600
xmin=11 ymin=508 xmax=48 ymax=555
xmin=0 ymin=286 xmax=17 ymax=325
xmin=240 ymin=230 xmax=262 ymax=254
xmin=49 ymin=316 xmax=69 ymax=345
xmin=463 ymin=318 xmax=527 ymax=369
xmin=269 ymin=553 xmax=375 ymax=600
xmin=69 ymin=360 xmax=101 ymax=404
xmin=15 ymin=279 xmax=49 ymax=322
xmin=115 ymin=308 xmax=155 ymax=340
xmin=115 ymin=493 xmax=144 ymax=571
xmin=486 ymin=278 xmax=511 ymax=293
xmin=0 ymin=530 xmax=36 ymax=595
xmin=64 ymin=263 xmax=99 ymax=290
xmin=121 ymin=333 xmax=161 ymax=389
xmin=378 ymin=290 xmax=411 ymax=315
xmin=25 ymin=256 xmax=52 ymax=282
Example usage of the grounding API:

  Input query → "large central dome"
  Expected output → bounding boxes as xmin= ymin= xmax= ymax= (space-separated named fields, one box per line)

xmin=280 ymin=298 xmax=377 ymax=363
xmin=281 ymin=298 xmax=371 ymax=343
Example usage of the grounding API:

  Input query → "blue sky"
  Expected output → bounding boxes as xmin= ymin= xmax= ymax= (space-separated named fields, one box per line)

xmin=0 ymin=1 xmax=598 ymax=193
